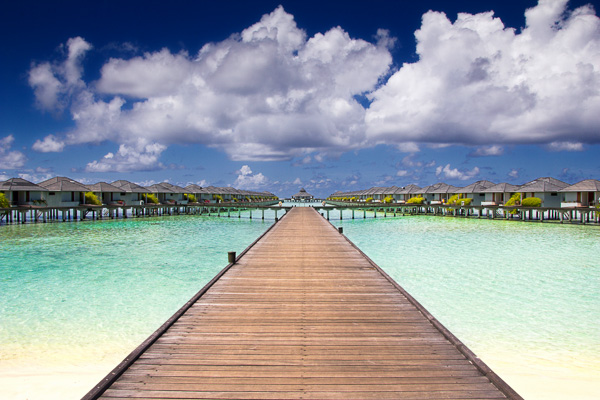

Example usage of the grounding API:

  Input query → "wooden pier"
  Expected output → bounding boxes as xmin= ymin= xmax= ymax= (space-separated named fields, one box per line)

xmin=0 ymin=201 xmax=280 ymax=225
xmin=84 ymin=207 xmax=521 ymax=400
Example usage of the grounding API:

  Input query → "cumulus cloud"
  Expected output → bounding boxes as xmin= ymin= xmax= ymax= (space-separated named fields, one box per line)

xmin=85 ymin=141 xmax=166 ymax=172
xmin=508 ymin=169 xmax=520 ymax=178
xmin=396 ymin=170 xmax=409 ymax=177
xmin=546 ymin=141 xmax=584 ymax=151
xmin=470 ymin=145 xmax=504 ymax=157
xmin=27 ymin=1 xmax=600 ymax=169
xmin=366 ymin=0 xmax=600 ymax=147
xmin=29 ymin=6 xmax=392 ymax=169
xmin=32 ymin=134 xmax=65 ymax=152
xmin=436 ymin=163 xmax=480 ymax=180
xmin=0 ymin=135 xmax=27 ymax=169
xmin=234 ymin=165 xmax=268 ymax=189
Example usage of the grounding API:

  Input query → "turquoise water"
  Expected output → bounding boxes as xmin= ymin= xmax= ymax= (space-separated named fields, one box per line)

xmin=330 ymin=212 xmax=600 ymax=398
xmin=0 ymin=213 xmax=274 ymax=367
xmin=1 ymin=205 xmax=599 ymax=399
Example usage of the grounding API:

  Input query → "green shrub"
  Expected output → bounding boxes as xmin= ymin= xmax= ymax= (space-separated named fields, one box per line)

xmin=84 ymin=192 xmax=102 ymax=205
xmin=447 ymin=194 xmax=459 ymax=205
xmin=350 ymin=196 xmax=357 ymax=202
xmin=383 ymin=196 xmax=393 ymax=203
xmin=185 ymin=194 xmax=197 ymax=203
xmin=407 ymin=196 xmax=424 ymax=204
xmin=522 ymin=197 xmax=542 ymax=207
xmin=505 ymin=193 xmax=521 ymax=207
xmin=504 ymin=193 xmax=521 ymax=214
xmin=0 ymin=192 xmax=9 ymax=208
xmin=365 ymin=197 xmax=373 ymax=203
xmin=146 ymin=194 xmax=159 ymax=204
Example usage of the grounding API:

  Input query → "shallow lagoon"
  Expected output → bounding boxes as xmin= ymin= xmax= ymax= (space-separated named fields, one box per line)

xmin=331 ymin=212 xmax=600 ymax=400
xmin=1 ymin=207 xmax=599 ymax=399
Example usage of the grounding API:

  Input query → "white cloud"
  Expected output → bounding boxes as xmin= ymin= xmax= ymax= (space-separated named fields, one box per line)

xmin=85 ymin=141 xmax=166 ymax=172
xmin=293 ymin=177 xmax=302 ymax=185
xmin=234 ymin=165 xmax=268 ymax=189
xmin=366 ymin=0 xmax=600 ymax=147
xmin=470 ymin=145 xmax=504 ymax=156
xmin=32 ymin=134 xmax=65 ymax=152
xmin=508 ymin=169 xmax=520 ymax=178
xmin=28 ymin=1 xmax=600 ymax=164
xmin=546 ymin=141 xmax=584 ymax=151
xmin=28 ymin=7 xmax=392 ymax=164
xmin=435 ymin=164 xmax=480 ymax=180
xmin=402 ymin=154 xmax=422 ymax=167
xmin=0 ymin=135 xmax=27 ymax=169
xmin=28 ymin=37 xmax=92 ymax=113
xmin=396 ymin=170 xmax=409 ymax=177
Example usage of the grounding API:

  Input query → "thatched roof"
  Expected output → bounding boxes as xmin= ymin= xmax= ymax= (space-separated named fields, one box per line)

xmin=145 ymin=183 xmax=175 ymax=193
xmin=184 ymin=184 xmax=203 ymax=193
xmin=482 ymin=182 xmax=520 ymax=193
xmin=0 ymin=178 xmax=48 ymax=191
xmin=38 ymin=176 xmax=90 ymax=192
xmin=455 ymin=180 xmax=495 ymax=194
xmin=111 ymin=180 xmax=148 ymax=193
xmin=397 ymin=184 xmax=421 ymax=194
xmin=292 ymin=188 xmax=314 ymax=198
xmin=159 ymin=182 xmax=187 ymax=193
xmin=518 ymin=177 xmax=568 ymax=192
xmin=88 ymin=182 xmax=123 ymax=193
xmin=425 ymin=182 xmax=459 ymax=194
xmin=560 ymin=179 xmax=600 ymax=192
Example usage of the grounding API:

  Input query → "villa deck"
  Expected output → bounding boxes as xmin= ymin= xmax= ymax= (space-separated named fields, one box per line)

xmin=84 ymin=207 xmax=521 ymax=400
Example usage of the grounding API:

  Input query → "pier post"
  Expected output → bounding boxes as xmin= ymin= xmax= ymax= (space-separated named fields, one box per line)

xmin=262 ymin=209 xmax=265 ymax=220
xmin=340 ymin=210 xmax=342 ymax=220
xmin=326 ymin=210 xmax=329 ymax=220
xmin=363 ymin=210 xmax=366 ymax=219
xmin=228 ymin=251 xmax=236 ymax=264
xmin=352 ymin=209 xmax=355 ymax=219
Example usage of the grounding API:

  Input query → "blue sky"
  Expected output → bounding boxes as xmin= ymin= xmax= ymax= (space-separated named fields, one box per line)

xmin=1 ymin=0 xmax=599 ymax=198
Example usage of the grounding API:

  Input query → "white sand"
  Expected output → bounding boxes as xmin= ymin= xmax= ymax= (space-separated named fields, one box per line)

xmin=1 ymin=358 xmax=598 ymax=400
xmin=0 ymin=362 xmax=115 ymax=400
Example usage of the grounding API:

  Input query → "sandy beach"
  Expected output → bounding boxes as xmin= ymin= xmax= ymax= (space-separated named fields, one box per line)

xmin=1 ymin=356 xmax=598 ymax=400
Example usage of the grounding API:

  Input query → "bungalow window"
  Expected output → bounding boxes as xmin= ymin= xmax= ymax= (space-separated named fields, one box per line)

xmin=120 ymin=192 xmax=126 ymax=196
xmin=49 ymin=192 xmax=56 ymax=195
xmin=551 ymin=193 xmax=557 ymax=196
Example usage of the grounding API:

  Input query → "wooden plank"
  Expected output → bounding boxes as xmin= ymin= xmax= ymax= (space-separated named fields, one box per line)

xmin=87 ymin=207 xmax=520 ymax=400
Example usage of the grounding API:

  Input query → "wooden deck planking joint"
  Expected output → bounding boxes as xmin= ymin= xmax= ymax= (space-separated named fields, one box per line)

xmin=84 ymin=206 xmax=522 ymax=400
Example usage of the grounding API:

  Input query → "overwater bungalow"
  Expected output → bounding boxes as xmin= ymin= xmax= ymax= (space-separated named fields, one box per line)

xmin=111 ymin=180 xmax=147 ymax=205
xmin=424 ymin=183 xmax=459 ymax=204
xmin=38 ymin=176 xmax=90 ymax=207
xmin=481 ymin=183 xmax=520 ymax=206
xmin=183 ymin=184 xmax=203 ymax=203
xmin=145 ymin=183 xmax=176 ymax=204
xmin=0 ymin=178 xmax=48 ymax=206
xmin=454 ymin=180 xmax=495 ymax=206
xmin=292 ymin=188 xmax=314 ymax=201
xmin=88 ymin=182 xmax=125 ymax=205
xmin=517 ymin=177 xmax=569 ymax=208
xmin=159 ymin=183 xmax=188 ymax=204
xmin=559 ymin=179 xmax=600 ymax=207
xmin=394 ymin=184 xmax=421 ymax=203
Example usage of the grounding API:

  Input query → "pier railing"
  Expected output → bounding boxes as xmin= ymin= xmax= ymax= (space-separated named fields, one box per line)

xmin=0 ymin=200 xmax=281 ymax=225
xmin=324 ymin=200 xmax=600 ymax=225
